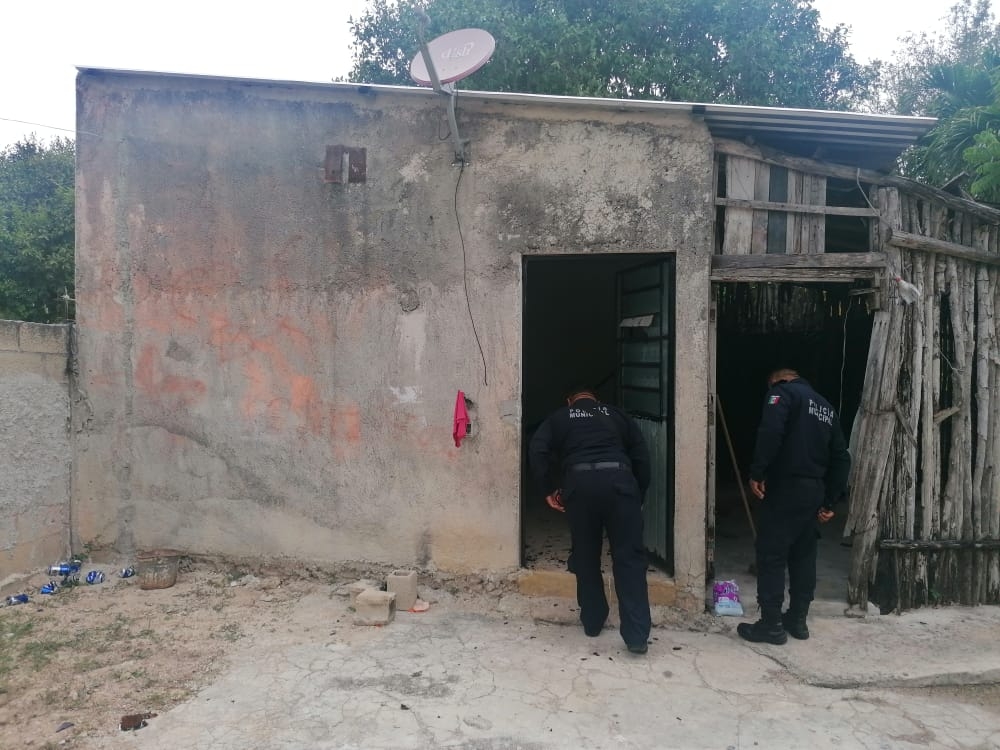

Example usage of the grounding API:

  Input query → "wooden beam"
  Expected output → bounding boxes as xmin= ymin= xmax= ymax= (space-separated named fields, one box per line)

xmin=713 ymin=252 xmax=887 ymax=269
xmin=887 ymin=228 xmax=1000 ymax=267
xmin=715 ymin=139 xmax=1000 ymax=225
xmin=881 ymin=539 xmax=1000 ymax=551
xmin=711 ymin=269 xmax=879 ymax=282
xmin=715 ymin=197 xmax=878 ymax=217
xmin=710 ymin=252 xmax=885 ymax=282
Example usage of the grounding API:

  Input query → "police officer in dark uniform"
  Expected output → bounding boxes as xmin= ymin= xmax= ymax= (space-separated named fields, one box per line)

xmin=529 ymin=385 xmax=652 ymax=654
xmin=738 ymin=368 xmax=851 ymax=645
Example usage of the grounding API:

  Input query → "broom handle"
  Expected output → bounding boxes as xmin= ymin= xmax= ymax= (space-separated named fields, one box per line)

xmin=716 ymin=395 xmax=757 ymax=540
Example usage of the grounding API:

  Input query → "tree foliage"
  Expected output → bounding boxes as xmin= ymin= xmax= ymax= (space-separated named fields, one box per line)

xmin=0 ymin=136 xmax=75 ymax=323
xmin=346 ymin=0 xmax=873 ymax=109
xmin=965 ymin=127 xmax=1000 ymax=202
xmin=879 ymin=0 xmax=1000 ymax=201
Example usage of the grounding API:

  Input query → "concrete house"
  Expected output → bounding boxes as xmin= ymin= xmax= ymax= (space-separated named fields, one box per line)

xmin=67 ymin=67 xmax=1000 ymax=613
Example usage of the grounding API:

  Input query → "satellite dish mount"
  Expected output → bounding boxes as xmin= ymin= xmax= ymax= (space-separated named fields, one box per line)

xmin=410 ymin=23 xmax=496 ymax=165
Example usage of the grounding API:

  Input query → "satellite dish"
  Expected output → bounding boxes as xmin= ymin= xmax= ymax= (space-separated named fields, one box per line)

xmin=410 ymin=28 xmax=496 ymax=87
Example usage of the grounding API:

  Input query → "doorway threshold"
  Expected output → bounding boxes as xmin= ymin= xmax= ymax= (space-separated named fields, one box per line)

xmin=516 ymin=567 xmax=678 ymax=606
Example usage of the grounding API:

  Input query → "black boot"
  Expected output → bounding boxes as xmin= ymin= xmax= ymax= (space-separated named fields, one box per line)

xmin=782 ymin=603 xmax=810 ymax=640
xmin=737 ymin=608 xmax=787 ymax=645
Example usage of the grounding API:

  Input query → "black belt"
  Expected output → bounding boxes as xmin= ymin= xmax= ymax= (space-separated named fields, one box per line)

xmin=569 ymin=461 xmax=628 ymax=472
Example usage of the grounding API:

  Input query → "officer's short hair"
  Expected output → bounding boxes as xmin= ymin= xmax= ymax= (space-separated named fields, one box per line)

xmin=768 ymin=368 xmax=799 ymax=386
xmin=565 ymin=383 xmax=596 ymax=400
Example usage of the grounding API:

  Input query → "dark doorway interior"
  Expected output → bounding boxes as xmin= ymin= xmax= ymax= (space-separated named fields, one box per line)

xmin=712 ymin=281 xmax=874 ymax=609
xmin=521 ymin=253 xmax=673 ymax=575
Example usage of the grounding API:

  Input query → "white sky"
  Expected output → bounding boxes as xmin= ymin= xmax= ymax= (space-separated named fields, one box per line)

xmin=0 ymin=0 xmax=985 ymax=150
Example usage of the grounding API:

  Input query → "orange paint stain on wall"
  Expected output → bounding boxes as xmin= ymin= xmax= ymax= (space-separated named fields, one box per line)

xmin=290 ymin=375 xmax=326 ymax=436
xmin=330 ymin=403 xmax=363 ymax=461
xmin=134 ymin=344 xmax=207 ymax=408
xmin=277 ymin=317 xmax=311 ymax=353
xmin=132 ymin=281 xmax=202 ymax=335
xmin=129 ymin=299 xmax=362 ymax=458
xmin=329 ymin=403 xmax=362 ymax=442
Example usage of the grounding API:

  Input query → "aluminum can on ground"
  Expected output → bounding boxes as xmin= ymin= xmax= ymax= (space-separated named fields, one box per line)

xmin=48 ymin=562 xmax=80 ymax=576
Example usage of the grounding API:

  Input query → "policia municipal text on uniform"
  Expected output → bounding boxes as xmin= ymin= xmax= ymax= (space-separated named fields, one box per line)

xmin=529 ymin=387 xmax=653 ymax=654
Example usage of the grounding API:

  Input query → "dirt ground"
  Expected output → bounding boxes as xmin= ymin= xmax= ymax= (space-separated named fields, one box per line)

xmin=0 ymin=556 xmax=393 ymax=749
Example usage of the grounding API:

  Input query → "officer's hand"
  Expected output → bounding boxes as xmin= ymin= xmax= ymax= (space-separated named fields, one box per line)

xmin=546 ymin=489 xmax=565 ymax=513
xmin=818 ymin=508 xmax=835 ymax=523
xmin=749 ymin=479 xmax=766 ymax=500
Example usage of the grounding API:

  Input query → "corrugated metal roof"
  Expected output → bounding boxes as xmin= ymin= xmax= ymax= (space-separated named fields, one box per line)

xmin=79 ymin=68 xmax=936 ymax=171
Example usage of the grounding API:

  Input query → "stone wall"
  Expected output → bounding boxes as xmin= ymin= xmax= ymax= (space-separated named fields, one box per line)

xmin=0 ymin=320 xmax=71 ymax=590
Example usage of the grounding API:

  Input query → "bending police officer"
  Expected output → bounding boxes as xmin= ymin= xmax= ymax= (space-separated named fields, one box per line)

xmin=738 ymin=368 xmax=851 ymax=645
xmin=529 ymin=386 xmax=653 ymax=654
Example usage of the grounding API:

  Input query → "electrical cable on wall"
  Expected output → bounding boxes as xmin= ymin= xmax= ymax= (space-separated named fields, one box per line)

xmin=454 ymin=160 xmax=488 ymax=386
xmin=838 ymin=296 xmax=854 ymax=416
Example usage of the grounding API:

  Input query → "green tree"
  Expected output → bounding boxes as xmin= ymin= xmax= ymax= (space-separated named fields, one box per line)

xmin=0 ymin=136 xmax=75 ymax=323
xmin=346 ymin=0 xmax=873 ymax=109
xmin=965 ymin=127 xmax=1000 ymax=202
xmin=879 ymin=0 xmax=1000 ymax=200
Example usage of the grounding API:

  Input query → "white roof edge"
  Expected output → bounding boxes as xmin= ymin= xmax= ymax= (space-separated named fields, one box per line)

xmin=75 ymin=66 xmax=936 ymax=129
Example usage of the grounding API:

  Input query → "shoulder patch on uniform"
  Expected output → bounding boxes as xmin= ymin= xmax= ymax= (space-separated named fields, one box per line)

xmin=768 ymin=395 xmax=781 ymax=405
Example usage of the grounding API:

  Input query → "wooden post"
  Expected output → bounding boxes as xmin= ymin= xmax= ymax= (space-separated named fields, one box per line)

xmin=847 ymin=189 xmax=905 ymax=610
xmin=751 ymin=163 xmax=770 ymax=254
xmin=989 ymin=270 xmax=1000 ymax=600
xmin=787 ymin=170 xmax=803 ymax=254
xmin=974 ymin=264 xmax=991 ymax=602
xmin=919 ymin=250 xmax=939 ymax=604
xmin=724 ymin=156 xmax=756 ymax=255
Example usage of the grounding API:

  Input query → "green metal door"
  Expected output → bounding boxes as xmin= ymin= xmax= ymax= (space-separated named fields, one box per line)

xmin=617 ymin=258 xmax=675 ymax=573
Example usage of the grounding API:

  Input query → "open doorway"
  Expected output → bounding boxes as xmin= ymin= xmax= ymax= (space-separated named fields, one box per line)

xmin=521 ymin=253 xmax=674 ymax=576
xmin=711 ymin=281 xmax=874 ymax=611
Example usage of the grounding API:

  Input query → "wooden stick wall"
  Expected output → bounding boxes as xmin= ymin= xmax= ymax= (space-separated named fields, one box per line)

xmin=848 ymin=187 xmax=1000 ymax=610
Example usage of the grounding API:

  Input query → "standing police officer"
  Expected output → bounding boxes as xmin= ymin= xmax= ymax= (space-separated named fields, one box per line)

xmin=738 ymin=368 xmax=851 ymax=645
xmin=529 ymin=385 xmax=652 ymax=654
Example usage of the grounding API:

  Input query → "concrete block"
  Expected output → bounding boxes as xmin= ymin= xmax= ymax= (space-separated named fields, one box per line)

xmin=354 ymin=589 xmax=396 ymax=625
xmin=346 ymin=579 xmax=378 ymax=605
xmin=18 ymin=323 xmax=68 ymax=354
xmin=0 ymin=321 xmax=18 ymax=352
xmin=386 ymin=569 xmax=418 ymax=610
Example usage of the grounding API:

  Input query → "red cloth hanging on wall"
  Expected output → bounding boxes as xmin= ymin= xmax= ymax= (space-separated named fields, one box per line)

xmin=453 ymin=391 xmax=470 ymax=447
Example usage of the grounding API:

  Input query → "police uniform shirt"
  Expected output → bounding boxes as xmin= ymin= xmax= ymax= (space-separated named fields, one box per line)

xmin=749 ymin=378 xmax=850 ymax=504
xmin=528 ymin=398 xmax=651 ymax=497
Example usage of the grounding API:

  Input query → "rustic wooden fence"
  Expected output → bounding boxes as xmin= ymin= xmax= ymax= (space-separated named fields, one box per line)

xmin=847 ymin=187 xmax=1000 ymax=611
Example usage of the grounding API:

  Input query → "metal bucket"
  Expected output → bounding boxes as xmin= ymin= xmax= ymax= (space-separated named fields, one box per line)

xmin=136 ymin=549 xmax=181 ymax=590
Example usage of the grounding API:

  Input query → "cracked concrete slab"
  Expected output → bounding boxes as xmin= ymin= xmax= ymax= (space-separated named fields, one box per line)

xmin=87 ymin=592 xmax=1000 ymax=750
xmin=746 ymin=606 xmax=1000 ymax=689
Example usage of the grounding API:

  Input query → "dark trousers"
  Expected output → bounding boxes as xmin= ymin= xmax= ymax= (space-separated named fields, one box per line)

xmin=564 ymin=468 xmax=651 ymax=646
xmin=755 ymin=477 xmax=822 ymax=613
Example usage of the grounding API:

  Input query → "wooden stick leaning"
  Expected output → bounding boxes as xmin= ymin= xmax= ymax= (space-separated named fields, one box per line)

xmin=716 ymin=396 xmax=757 ymax=541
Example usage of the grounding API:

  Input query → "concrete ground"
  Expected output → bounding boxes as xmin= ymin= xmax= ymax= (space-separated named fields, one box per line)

xmin=711 ymin=492 xmax=853 ymax=616
xmin=89 ymin=581 xmax=1000 ymax=750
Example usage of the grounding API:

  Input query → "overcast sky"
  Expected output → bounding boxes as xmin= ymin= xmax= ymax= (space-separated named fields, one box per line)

xmin=0 ymin=0 xmax=984 ymax=150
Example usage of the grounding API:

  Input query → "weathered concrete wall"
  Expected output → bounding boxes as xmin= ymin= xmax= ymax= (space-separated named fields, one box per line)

xmin=75 ymin=71 xmax=713 ymax=588
xmin=0 ymin=320 xmax=71 ymax=588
